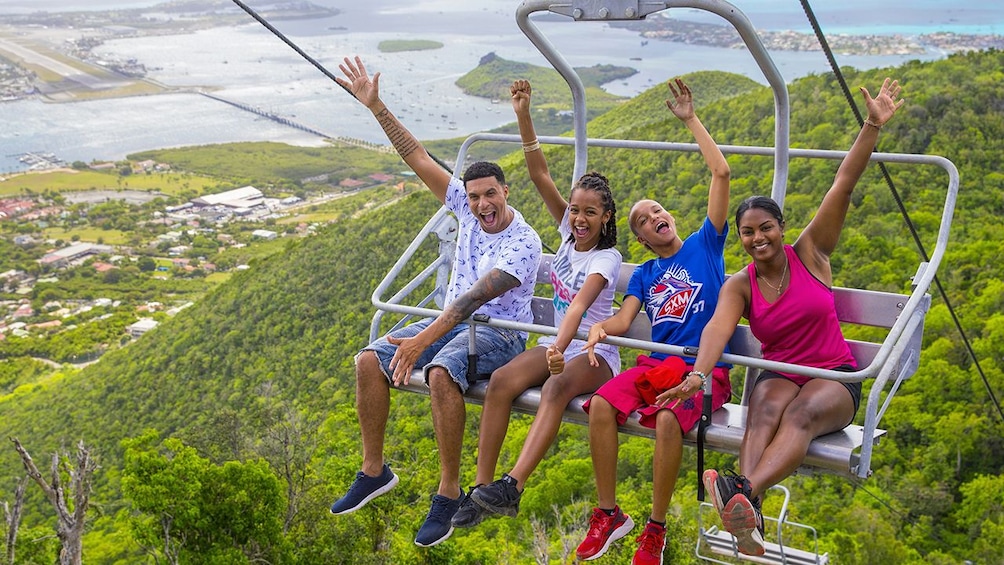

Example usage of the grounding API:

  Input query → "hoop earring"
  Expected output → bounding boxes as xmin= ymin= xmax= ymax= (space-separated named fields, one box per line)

xmin=601 ymin=224 xmax=608 ymax=236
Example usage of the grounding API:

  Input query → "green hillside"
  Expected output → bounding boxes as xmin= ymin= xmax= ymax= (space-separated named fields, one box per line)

xmin=1 ymin=50 xmax=1002 ymax=563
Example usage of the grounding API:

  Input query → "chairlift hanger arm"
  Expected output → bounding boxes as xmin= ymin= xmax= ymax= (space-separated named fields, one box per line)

xmin=515 ymin=0 xmax=790 ymax=204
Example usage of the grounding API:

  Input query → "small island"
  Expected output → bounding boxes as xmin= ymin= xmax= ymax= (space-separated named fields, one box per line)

xmin=377 ymin=40 xmax=444 ymax=53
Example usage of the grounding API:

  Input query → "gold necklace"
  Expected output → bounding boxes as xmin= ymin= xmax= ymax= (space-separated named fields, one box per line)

xmin=758 ymin=258 xmax=788 ymax=296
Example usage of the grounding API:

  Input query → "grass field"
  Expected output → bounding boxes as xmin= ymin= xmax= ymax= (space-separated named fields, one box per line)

xmin=0 ymin=169 xmax=220 ymax=197
xmin=45 ymin=227 xmax=132 ymax=245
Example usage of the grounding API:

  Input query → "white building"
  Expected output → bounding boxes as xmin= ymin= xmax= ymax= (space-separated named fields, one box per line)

xmin=128 ymin=318 xmax=159 ymax=338
xmin=192 ymin=186 xmax=264 ymax=209
xmin=39 ymin=243 xmax=113 ymax=268
xmin=251 ymin=229 xmax=278 ymax=240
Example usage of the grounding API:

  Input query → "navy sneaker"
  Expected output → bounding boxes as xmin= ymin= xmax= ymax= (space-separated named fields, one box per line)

xmin=471 ymin=473 xmax=521 ymax=517
xmin=415 ymin=490 xmax=463 ymax=547
xmin=452 ymin=486 xmax=488 ymax=528
xmin=329 ymin=464 xmax=399 ymax=515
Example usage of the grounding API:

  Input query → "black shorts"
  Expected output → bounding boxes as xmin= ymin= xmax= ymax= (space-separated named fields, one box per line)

xmin=755 ymin=364 xmax=862 ymax=425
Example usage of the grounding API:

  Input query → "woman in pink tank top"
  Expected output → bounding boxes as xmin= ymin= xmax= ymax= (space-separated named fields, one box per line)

xmin=652 ymin=78 xmax=906 ymax=557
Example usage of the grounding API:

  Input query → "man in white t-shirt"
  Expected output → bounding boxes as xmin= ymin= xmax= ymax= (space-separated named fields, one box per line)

xmin=329 ymin=56 xmax=542 ymax=548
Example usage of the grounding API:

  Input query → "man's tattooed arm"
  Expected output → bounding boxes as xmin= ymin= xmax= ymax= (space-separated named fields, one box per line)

xmin=375 ymin=107 xmax=421 ymax=159
xmin=406 ymin=269 xmax=521 ymax=350
xmin=440 ymin=269 xmax=520 ymax=326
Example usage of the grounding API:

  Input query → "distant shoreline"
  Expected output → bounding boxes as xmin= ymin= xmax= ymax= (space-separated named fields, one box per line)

xmin=2 ymin=1 xmax=999 ymax=174
xmin=612 ymin=15 xmax=1004 ymax=55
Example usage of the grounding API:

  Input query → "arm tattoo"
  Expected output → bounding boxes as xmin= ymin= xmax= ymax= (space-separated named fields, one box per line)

xmin=442 ymin=269 xmax=520 ymax=326
xmin=375 ymin=108 xmax=420 ymax=159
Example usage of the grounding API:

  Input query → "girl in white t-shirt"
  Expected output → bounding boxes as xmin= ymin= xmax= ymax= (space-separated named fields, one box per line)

xmin=452 ymin=79 xmax=623 ymax=528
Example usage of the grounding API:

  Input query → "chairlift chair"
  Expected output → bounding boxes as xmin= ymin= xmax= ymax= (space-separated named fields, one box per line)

xmin=370 ymin=0 xmax=958 ymax=482
xmin=369 ymin=4 xmax=957 ymax=563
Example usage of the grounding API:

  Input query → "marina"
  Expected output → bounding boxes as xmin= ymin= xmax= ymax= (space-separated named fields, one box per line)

xmin=14 ymin=151 xmax=66 ymax=171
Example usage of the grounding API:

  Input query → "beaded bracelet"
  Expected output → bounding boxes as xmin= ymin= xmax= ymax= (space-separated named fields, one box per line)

xmin=522 ymin=140 xmax=541 ymax=153
xmin=688 ymin=370 xmax=708 ymax=389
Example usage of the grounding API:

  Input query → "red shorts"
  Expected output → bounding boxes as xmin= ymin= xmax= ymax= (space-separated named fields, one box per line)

xmin=583 ymin=354 xmax=732 ymax=433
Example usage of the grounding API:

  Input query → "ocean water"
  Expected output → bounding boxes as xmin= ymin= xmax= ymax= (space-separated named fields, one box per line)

xmin=0 ymin=0 xmax=1000 ymax=173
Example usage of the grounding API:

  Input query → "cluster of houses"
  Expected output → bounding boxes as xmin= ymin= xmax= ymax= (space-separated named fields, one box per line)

xmin=0 ymin=60 xmax=34 ymax=102
xmin=0 ymin=292 xmax=193 ymax=345
xmin=0 ymin=198 xmax=61 ymax=222
xmin=0 ymin=185 xmax=303 ymax=348
xmin=0 ymin=173 xmax=406 ymax=351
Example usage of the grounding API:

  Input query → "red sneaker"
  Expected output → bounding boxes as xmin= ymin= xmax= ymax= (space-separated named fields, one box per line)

xmin=632 ymin=520 xmax=666 ymax=565
xmin=576 ymin=506 xmax=635 ymax=561
xmin=722 ymin=494 xmax=765 ymax=556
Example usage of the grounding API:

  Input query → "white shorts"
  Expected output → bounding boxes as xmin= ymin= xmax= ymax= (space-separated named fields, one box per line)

xmin=537 ymin=335 xmax=621 ymax=376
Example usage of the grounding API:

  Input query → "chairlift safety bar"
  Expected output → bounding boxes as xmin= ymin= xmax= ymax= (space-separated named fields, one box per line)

xmin=377 ymin=133 xmax=958 ymax=386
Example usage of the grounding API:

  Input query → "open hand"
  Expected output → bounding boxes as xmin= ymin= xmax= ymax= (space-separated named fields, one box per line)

xmin=666 ymin=78 xmax=695 ymax=121
xmin=386 ymin=334 xmax=424 ymax=387
xmin=654 ymin=373 xmax=701 ymax=408
xmin=583 ymin=324 xmax=607 ymax=367
xmin=861 ymin=77 xmax=905 ymax=127
xmin=336 ymin=56 xmax=381 ymax=110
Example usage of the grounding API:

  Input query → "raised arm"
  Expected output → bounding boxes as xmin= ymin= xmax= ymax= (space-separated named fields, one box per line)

xmin=797 ymin=78 xmax=904 ymax=261
xmin=667 ymin=78 xmax=731 ymax=232
xmin=511 ymin=80 xmax=566 ymax=224
xmin=387 ymin=268 xmax=520 ymax=385
xmin=336 ymin=56 xmax=452 ymax=204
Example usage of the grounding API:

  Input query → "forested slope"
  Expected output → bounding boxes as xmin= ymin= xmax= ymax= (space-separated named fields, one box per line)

xmin=0 ymin=50 xmax=1001 ymax=564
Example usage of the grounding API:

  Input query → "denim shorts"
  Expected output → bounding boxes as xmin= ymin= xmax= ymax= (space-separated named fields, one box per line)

xmin=359 ymin=318 xmax=526 ymax=393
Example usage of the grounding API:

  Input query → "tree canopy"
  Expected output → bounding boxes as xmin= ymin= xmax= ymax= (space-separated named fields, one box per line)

xmin=0 ymin=49 xmax=1001 ymax=564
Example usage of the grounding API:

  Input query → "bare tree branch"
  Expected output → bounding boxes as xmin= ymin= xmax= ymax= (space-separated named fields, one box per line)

xmin=3 ymin=477 xmax=27 ymax=565
xmin=10 ymin=438 xmax=96 ymax=565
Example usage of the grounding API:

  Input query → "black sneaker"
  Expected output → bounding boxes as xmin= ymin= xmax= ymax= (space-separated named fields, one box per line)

xmin=703 ymin=469 xmax=751 ymax=517
xmin=451 ymin=485 xmax=488 ymax=528
xmin=470 ymin=473 xmax=521 ymax=517
xmin=330 ymin=464 xmax=399 ymax=515
xmin=414 ymin=490 xmax=463 ymax=547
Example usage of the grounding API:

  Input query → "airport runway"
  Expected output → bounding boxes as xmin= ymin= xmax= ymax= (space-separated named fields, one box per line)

xmin=0 ymin=31 xmax=129 ymax=91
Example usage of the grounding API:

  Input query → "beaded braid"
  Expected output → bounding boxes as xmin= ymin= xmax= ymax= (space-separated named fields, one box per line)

xmin=570 ymin=171 xmax=618 ymax=250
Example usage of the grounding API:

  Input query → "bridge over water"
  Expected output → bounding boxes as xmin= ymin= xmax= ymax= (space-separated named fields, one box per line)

xmin=198 ymin=91 xmax=393 ymax=153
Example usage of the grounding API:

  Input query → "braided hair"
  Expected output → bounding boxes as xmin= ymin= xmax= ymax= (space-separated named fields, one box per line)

xmin=570 ymin=171 xmax=617 ymax=250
